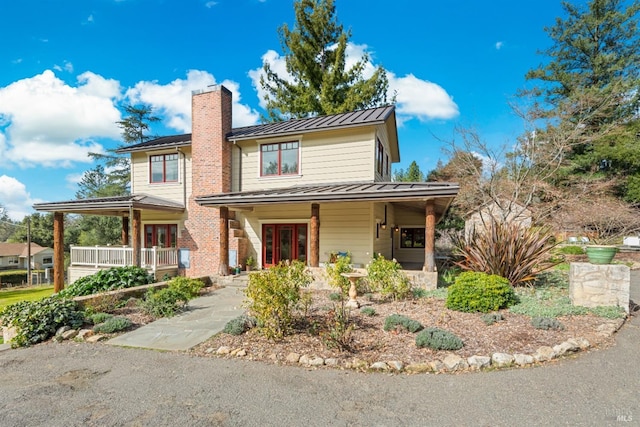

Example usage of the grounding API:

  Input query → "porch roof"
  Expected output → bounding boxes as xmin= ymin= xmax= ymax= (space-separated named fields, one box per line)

xmin=33 ymin=194 xmax=185 ymax=216
xmin=195 ymin=181 xmax=459 ymax=215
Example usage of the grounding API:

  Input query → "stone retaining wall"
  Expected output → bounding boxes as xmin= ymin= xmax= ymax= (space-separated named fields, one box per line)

xmin=569 ymin=263 xmax=630 ymax=313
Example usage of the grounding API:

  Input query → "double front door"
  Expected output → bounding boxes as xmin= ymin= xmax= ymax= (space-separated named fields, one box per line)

xmin=262 ymin=224 xmax=307 ymax=267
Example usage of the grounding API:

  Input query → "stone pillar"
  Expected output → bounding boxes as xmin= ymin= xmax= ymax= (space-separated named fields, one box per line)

xmin=53 ymin=212 xmax=64 ymax=293
xmin=122 ymin=216 xmax=129 ymax=246
xmin=569 ymin=262 xmax=630 ymax=313
xmin=424 ymin=200 xmax=436 ymax=272
xmin=132 ymin=210 xmax=141 ymax=267
xmin=219 ymin=207 xmax=229 ymax=276
xmin=310 ymin=203 xmax=320 ymax=267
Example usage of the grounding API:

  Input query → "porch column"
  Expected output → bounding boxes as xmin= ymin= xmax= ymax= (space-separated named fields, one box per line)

xmin=132 ymin=210 xmax=141 ymax=267
xmin=310 ymin=203 xmax=320 ymax=267
xmin=122 ymin=216 xmax=129 ymax=246
xmin=219 ymin=207 xmax=229 ymax=276
xmin=53 ymin=212 xmax=64 ymax=293
xmin=121 ymin=216 xmax=129 ymax=246
xmin=424 ymin=200 xmax=436 ymax=272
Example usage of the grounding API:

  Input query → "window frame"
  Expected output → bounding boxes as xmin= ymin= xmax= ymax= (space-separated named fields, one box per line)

xmin=260 ymin=141 xmax=300 ymax=177
xmin=149 ymin=153 xmax=179 ymax=184
xmin=144 ymin=224 xmax=178 ymax=248
xmin=400 ymin=227 xmax=426 ymax=249
xmin=42 ymin=256 xmax=53 ymax=265
xmin=8 ymin=256 xmax=18 ymax=265
xmin=376 ymin=139 xmax=384 ymax=176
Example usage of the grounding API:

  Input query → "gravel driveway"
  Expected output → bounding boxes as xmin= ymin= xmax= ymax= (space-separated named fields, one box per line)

xmin=0 ymin=313 xmax=638 ymax=427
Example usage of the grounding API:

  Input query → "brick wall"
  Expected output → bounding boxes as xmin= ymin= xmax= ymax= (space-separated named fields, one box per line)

xmin=179 ymin=86 xmax=232 ymax=277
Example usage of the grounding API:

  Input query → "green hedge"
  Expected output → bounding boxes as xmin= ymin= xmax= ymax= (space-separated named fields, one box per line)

xmin=0 ymin=271 xmax=28 ymax=286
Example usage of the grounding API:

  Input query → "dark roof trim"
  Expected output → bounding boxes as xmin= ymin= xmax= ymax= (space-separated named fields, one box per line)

xmin=195 ymin=182 xmax=459 ymax=207
xmin=116 ymin=134 xmax=192 ymax=154
xmin=33 ymin=194 xmax=184 ymax=214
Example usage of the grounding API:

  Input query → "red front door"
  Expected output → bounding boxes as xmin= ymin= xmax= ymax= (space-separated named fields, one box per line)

xmin=263 ymin=224 xmax=307 ymax=267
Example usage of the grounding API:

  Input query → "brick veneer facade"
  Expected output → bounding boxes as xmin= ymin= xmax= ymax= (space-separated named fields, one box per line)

xmin=179 ymin=86 xmax=232 ymax=277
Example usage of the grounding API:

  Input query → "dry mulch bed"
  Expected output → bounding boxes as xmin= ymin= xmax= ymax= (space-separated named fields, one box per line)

xmin=188 ymin=289 xmax=625 ymax=368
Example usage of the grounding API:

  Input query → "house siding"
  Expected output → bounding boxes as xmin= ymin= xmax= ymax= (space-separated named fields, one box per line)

xmin=393 ymin=207 xmax=427 ymax=264
xmin=130 ymin=147 xmax=192 ymax=205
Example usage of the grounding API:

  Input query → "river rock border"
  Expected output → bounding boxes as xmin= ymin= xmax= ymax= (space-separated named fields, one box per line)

xmin=204 ymin=318 xmax=625 ymax=374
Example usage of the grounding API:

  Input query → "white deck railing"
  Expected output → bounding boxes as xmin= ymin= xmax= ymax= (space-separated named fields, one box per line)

xmin=70 ymin=246 xmax=178 ymax=272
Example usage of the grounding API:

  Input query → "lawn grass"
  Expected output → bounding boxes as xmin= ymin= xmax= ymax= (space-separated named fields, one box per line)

xmin=0 ymin=285 xmax=55 ymax=310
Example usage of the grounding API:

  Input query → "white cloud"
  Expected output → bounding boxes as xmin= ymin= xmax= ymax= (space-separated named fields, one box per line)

xmin=53 ymin=60 xmax=74 ymax=73
xmin=205 ymin=1 xmax=218 ymax=7
xmin=0 ymin=175 xmax=42 ymax=221
xmin=495 ymin=41 xmax=504 ymax=50
xmin=0 ymin=70 xmax=121 ymax=168
xmin=126 ymin=70 xmax=260 ymax=131
xmin=250 ymin=43 xmax=458 ymax=122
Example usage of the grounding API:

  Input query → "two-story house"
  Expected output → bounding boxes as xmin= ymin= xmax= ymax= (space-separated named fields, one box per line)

xmin=34 ymin=85 xmax=459 ymax=291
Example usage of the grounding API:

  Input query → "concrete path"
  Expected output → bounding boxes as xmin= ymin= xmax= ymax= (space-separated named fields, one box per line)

xmin=107 ymin=286 xmax=245 ymax=351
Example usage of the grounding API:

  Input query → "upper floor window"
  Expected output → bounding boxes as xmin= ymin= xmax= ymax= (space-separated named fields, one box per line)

xmin=150 ymin=154 xmax=178 ymax=183
xmin=261 ymin=142 xmax=299 ymax=176
xmin=376 ymin=139 xmax=384 ymax=176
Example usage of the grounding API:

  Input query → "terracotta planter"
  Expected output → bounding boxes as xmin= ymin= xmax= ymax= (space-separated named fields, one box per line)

xmin=585 ymin=245 xmax=618 ymax=264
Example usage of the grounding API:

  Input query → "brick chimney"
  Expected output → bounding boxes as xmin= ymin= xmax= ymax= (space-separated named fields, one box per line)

xmin=179 ymin=85 xmax=233 ymax=277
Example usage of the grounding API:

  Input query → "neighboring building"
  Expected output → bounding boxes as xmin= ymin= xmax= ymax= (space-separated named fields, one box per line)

xmin=35 ymin=86 xmax=459 ymax=289
xmin=0 ymin=242 xmax=54 ymax=270
xmin=464 ymin=199 xmax=532 ymax=238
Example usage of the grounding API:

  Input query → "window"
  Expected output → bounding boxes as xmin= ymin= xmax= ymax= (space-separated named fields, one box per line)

xmin=376 ymin=139 xmax=384 ymax=175
xmin=145 ymin=224 xmax=178 ymax=248
xmin=8 ymin=256 xmax=18 ymax=265
xmin=261 ymin=142 xmax=299 ymax=176
xmin=42 ymin=257 xmax=53 ymax=264
xmin=400 ymin=228 xmax=425 ymax=248
xmin=150 ymin=154 xmax=179 ymax=183
xmin=386 ymin=154 xmax=390 ymax=178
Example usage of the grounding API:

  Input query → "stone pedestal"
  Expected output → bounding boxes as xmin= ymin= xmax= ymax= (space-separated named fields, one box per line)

xmin=569 ymin=263 xmax=630 ymax=313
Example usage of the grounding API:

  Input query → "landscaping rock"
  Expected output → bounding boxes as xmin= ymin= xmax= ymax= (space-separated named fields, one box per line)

xmin=216 ymin=346 xmax=231 ymax=355
xmin=324 ymin=358 xmax=338 ymax=366
xmin=85 ymin=334 xmax=108 ymax=343
xmin=533 ymin=346 xmax=556 ymax=362
xmin=78 ymin=329 xmax=94 ymax=340
xmin=205 ymin=347 xmax=215 ymax=354
xmin=61 ymin=329 xmax=78 ymax=341
xmin=553 ymin=341 xmax=579 ymax=356
xmin=2 ymin=326 xmax=17 ymax=344
xmin=308 ymin=357 xmax=324 ymax=366
xmin=428 ymin=360 xmax=445 ymax=372
xmin=387 ymin=361 xmax=404 ymax=371
xmin=443 ymin=354 xmax=467 ymax=371
xmin=235 ymin=349 xmax=247 ymax=357
xmin=513 ymin=354 xmax=535 ymax=366
xmin=491 ymin=353 xmax=515 ymax=368
xmin=286 ymin=353 xmax=301 ymax=363
xmin=299 ymin=355 xmax=311 ymax=365
xmin=596 ymin=322 xmax=619 ymax=337
xmin=345 ymin=358 xmax=368 ymax=370
xmin=467 ymin=355 xmax=491 ymax=370
xmin=230 ymin=348 xmax=243 ymax=356
xmin=56 ymin=326 xmax=70 ymax=336
xmin=370 ymin=362 xmax=388 ymax=371
xmin=567 ymin=337 xmax=590 ymax=350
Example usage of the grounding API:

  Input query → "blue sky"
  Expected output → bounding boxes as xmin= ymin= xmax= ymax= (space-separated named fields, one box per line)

xmin=0 ymin=0 xmax=573 ymax=220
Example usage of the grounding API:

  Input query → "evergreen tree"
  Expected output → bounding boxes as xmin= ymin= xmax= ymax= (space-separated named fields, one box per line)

xmin=260 ymin=0 xmax=392 ymax=120
xmin=393 ymin=161 xmax=426 ymax=182
xmin=525 ymin=0 xmax=640 ymax=200
xmin=0 ymin=205 xmax=16 ymax=242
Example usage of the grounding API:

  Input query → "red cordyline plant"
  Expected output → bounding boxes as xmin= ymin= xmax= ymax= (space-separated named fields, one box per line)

xmin=453 ymin=218 xmax=558 ymax=286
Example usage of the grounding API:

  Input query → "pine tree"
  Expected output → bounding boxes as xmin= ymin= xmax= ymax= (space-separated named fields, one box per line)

xmin=260 ymin=0 xmax=392 ymax=121
xmin=393 ymin=161 xmax=426 ymax=182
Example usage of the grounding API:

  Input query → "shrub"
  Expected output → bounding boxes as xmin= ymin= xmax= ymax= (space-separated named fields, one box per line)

xmin=360 ymin=306 xmax=376 ymax=316
xmin=59 ymin=266 xmax=154 ymax=298
xmin=531 ymin=317 xmax=565 ymax=330
xmin=481 ymin=313 xmax=504 ymax=326
xmin=438 ymin=267 xmax=461 ymax=288
xmin=383 ymin=314 xmax=424 ymax=333
xmin=329 ymin=292 xmax=343 ymax=302
xmin=88 ymin=312 xmax=114 ymax=325
xmin=0 ymin=295 xmax=84 ymax=347
xmin=0 ymin=271 xmax=27 ymax=286
xmin=453 ymin=218 xmax=558 ymax=285
xmin=222 ymin=315 xmax=256 ymax=336
xmin=322 ymin=301 xmax=353 ymax=350
xmin=366 ymin=255 xmax=412 ymax=300
xmin=557 ymin=245 xmax=585 ymax=255
xmin=93 ymin=316 xmax=132 ymax=333
xmin=244 ymin=260 xmax=312 ymax=339
xmin=166 ymin=276 xmax=204 ymax=300
xmin=446 ymin=271 xmax=518 ymax=313
xmin=324 ymin=253 xmax=353 ymax=294
xmin=140 ymin=287 xmax=187 ymax=318
xmin=415 ymin=327 xmax=464 ymax=350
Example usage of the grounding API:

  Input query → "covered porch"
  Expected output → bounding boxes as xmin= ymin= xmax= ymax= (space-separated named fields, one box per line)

xmin=195 ymin=182 xmax=460 ymax=283
xmin=33 ymin=194 xmax=185 ymax=292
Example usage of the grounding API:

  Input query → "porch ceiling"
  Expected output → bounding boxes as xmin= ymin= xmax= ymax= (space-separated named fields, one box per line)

xmin=33 ymin=194 xmax=185 ymax=216
xmin=195 ymin=182 xmax=459 ymax=215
